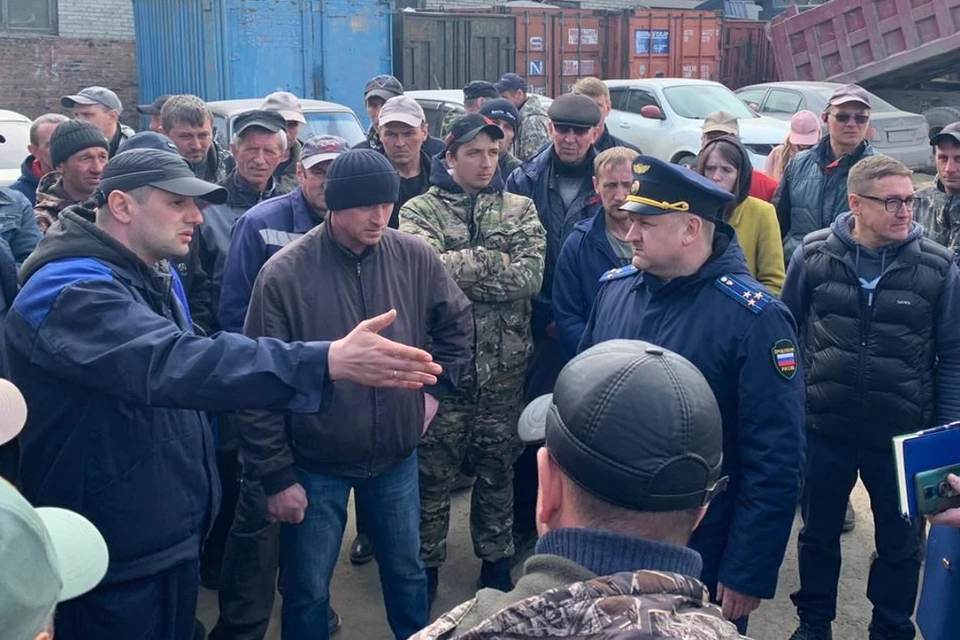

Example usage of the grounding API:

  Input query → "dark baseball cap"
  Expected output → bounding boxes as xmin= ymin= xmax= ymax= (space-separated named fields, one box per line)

xmin=444 ymin=113 xmax=503 ymax=151
xmin=463 ymin=81 xmax=499 ymax=101
xmin=118 ymin=131 xmax=179 ymax=154
xmin=97 ymin=149 xmax=227 ymax=205
xmin=136 ymin=95 xmax=171 ymax=116
xmin=931 ymin=121 xmax=960 ymax=147
xmin=365 ymin=74 xmax=404 ymax=102
xmin=233 ymin=109 xmax=287 ymax=136
xmin=496 ymin=73 xmax=527 ymax=93
xmin=61 ymin=86 xmax=123 ymax=113
xmin=301 ymin=134 xmax=350 ymax=169
xmin=547 ymin=93 xmax=602 ymax=128
xmin=826 ymin=84 xmax=871 ymax=109
xmin=522 ymin=340 xmax=727 ymax=512
xmin=479 ymin=98 xmax=521 ymax=129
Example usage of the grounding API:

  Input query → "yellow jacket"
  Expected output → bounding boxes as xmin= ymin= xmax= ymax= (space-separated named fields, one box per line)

xmin=728 ymin=196 xmax=785 ymax=296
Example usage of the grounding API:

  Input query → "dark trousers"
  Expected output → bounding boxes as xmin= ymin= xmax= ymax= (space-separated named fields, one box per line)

xmin=201 ymin=448 xmax=242 ymax=584
xmin=55 ymin=559 xmax=199 ymax=640
xmin=514 ymin=333 xmax=565 ymax=535
xmin=791 ymin=433 xmax=923 ymax=640
xmin=210 ymin=476 xmax=280 ymax=640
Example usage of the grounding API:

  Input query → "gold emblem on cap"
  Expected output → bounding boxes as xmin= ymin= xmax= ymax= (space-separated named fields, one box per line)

xmin=631 ymin=180 xmax=641 ymax=195
xmin=632 ymin=162 xmax=651 ymax=175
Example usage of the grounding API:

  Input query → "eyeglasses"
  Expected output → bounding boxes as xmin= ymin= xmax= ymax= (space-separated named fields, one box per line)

xmin=832 ymin=113 xmax=870 ymax=125
xmin=855 ymin=193 xmax=920 ymax=213
xmin=553 ymin=124 xmax=592 ymax=136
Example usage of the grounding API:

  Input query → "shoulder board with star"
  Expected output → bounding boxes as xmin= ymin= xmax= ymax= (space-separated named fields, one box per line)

xmin=714 ymin=274 xmax=774 ymax=314
xmin=599 ymin=265 xmax=638 ymax=283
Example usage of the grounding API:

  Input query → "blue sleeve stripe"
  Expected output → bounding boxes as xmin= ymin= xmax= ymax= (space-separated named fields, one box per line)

xmin=170 ymin=267 xmax=193 ymax=330
xmin=14 ymin=258 xmax=114 ymax=328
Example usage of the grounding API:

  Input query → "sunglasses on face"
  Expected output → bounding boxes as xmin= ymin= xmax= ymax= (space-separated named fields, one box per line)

xmin=553 ymin=124 xmax=592 ymax=136
xmin=856 ymin=193 xmax=920 ymax=213
xmin=832 ymin=113 xmax=870 ymax=125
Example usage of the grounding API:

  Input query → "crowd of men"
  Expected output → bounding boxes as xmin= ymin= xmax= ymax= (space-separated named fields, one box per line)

xmin=0 ymin=70 xmax=959 ymax=640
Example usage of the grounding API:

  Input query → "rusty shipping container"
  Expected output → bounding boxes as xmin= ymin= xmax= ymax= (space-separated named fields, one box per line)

xmin=719 ymin=19 xmax=778 ymax=89
xmin=503 ymin=7 xmax=607 ymax=96
xmin=606 ymin=9 xmax=723 ymax=82
xmin=393 ymin=11 xmax=516 ymax=91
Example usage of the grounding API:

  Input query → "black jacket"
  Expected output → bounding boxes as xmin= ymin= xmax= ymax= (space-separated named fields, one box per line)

xmin=241 ymin=222 xmax=474 ymax=491
xmin=782 ymin=214 xmax=960 ymax=448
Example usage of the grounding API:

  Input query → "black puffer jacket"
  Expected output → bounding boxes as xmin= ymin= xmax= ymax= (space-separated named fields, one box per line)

xmin=785 ymin=214 xmax=958 ymax=448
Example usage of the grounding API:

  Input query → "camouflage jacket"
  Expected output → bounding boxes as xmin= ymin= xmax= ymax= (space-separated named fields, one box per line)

xmin=400 ymin=157 xmax=545 ymax=385
xmin=514 ymin=94 xmax=551 ymax=161
xmin=412 ymin=569 xmax=748 ymax=640
xmin=915 ymin=180 xmax=960 ymax=265
xmin=34 ymin=172 xmax=84 ymax=234
xmin=440 ymin=105 xmax=467 ymax=138
xmin=190 ymin=139 xmax=232 ymax=185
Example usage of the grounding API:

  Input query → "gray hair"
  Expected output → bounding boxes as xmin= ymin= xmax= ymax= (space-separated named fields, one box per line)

xmin=30 ymin=113 xmax=69 ymax=146
xmin=160 ymin=94 xmax=213 ymax=132
xmin=232 ymin=127 xmax=287 ymax=153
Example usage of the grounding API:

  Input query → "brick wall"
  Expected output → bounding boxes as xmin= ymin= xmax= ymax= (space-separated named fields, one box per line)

xmin=0 ymin=0 xmax=138 ymax=127
xmin=58 ymin=0 xmax=135 ymax=40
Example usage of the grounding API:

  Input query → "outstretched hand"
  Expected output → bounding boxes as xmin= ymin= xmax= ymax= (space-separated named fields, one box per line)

xmin=328 ymin=310 xmax=443 ymax=390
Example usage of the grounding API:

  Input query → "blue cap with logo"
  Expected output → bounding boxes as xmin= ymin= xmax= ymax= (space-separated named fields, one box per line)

xmin=620 ymin=156 xmax=734 ymax=222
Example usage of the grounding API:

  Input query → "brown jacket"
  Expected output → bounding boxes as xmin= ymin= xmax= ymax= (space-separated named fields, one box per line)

xmin=413 ymin=568 xmax=748 ymax=640
xmin=238 ymin=222 xmax=474 ymax=493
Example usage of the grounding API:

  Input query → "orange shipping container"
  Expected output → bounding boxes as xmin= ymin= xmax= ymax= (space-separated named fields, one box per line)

xmin=607 ymin=10 xmax=722 ymax=82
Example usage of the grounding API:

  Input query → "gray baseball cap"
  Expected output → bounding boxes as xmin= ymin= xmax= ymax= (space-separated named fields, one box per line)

xmin=61 ymin=86 xmax=123 ymax=114
xmin=365 ymin=75 xmax=404 ymax=102
xmin=527 ymin=340 xmax=727 ymax=512
xmin=931 ymin=121 xmax=960 ymax=147
xmin=261 ymin=91 xmax=306 ymax=124
xmin=826 ymin=84 xmax=871 ymax=109
xmin=301 ymin=135 xmax=350 ymax=169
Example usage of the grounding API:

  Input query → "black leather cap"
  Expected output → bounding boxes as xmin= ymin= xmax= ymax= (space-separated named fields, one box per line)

xmin=544 ymin=340 xmax=726 ymax=512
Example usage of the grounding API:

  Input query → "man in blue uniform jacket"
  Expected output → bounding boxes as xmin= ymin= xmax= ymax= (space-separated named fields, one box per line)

xmin=4 ymin=149 xmax=446 ymax=640
xmin=579 ymin=156 xmax=806 ymax=633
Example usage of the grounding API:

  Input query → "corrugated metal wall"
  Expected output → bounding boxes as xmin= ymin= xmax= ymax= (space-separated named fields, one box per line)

xmin=133 ymin=0 xmax=391 ymax=119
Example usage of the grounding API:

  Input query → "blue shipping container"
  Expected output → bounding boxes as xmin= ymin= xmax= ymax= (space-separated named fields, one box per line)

xmin=133 ymin=0 xmax=391 ymax=123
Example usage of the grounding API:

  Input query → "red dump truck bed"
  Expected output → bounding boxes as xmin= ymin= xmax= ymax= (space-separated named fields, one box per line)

xmin=769 ymin=0 xmax=960 ymax=89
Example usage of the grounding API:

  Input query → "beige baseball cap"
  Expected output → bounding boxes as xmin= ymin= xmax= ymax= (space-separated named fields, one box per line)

xmin=261 ymin=91 xmax=306 ymax=124
xmin=0 ymin=379 xmax=27 ymax=447
xmin=378 ymin=95 xmax=426 ymax=128
xmin=702 ymin=111 xmax=740 ymax=136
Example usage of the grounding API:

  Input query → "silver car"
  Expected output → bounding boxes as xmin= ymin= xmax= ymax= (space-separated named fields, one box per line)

xmin=206 ymin=99 xmax=366 ymax=150
xmin=735 ymin=81 xmax=931 ymax=170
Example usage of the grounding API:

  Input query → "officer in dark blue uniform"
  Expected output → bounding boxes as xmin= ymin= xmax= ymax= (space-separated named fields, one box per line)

xmin=580 ymin=156 xmax=806 ymax=633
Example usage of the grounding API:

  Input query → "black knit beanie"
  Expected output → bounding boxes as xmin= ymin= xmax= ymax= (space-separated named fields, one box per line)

xmin=49 ymin=120 xmax=109 ymax=168
xmin=324 ymin=149 xmax=400 ymax=211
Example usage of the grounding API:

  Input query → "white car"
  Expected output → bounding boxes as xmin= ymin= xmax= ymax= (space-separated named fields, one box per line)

xmin=603 ymin=79 xmax=790 ymax=168
xmin=0 ymin=110 xmax=32 ymax=187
